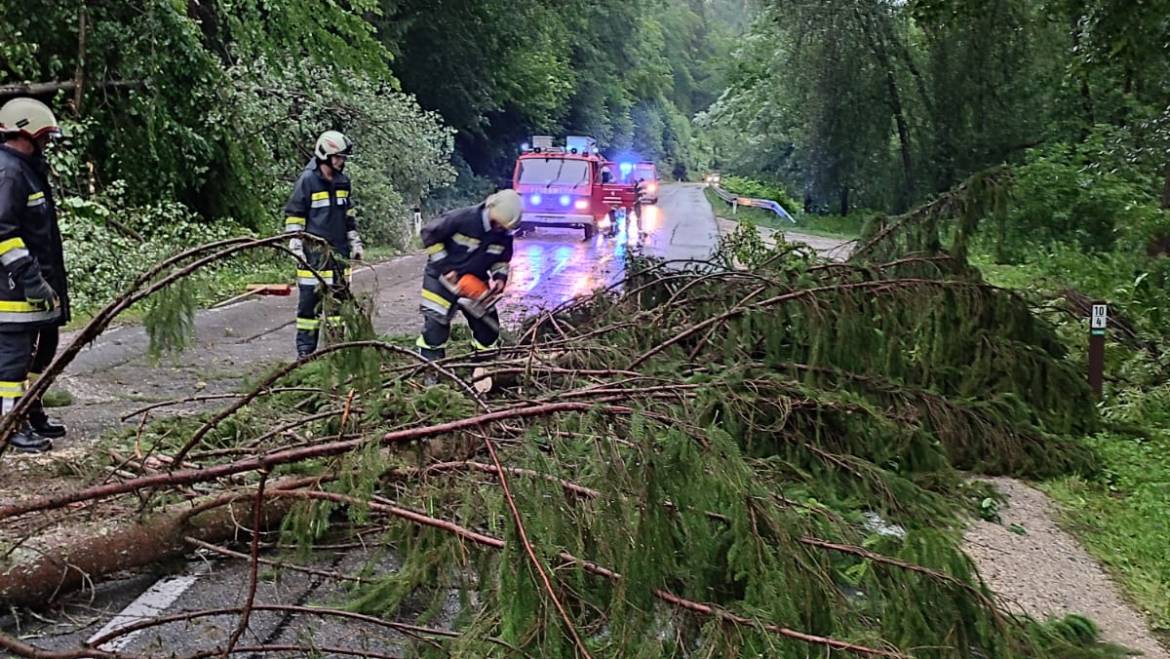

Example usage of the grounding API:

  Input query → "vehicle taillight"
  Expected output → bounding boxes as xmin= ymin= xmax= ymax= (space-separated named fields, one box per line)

xmin=647 ymin=182 xmax=657 ymax=193
xmin=574 ymin=199 xmax=589 ymax=210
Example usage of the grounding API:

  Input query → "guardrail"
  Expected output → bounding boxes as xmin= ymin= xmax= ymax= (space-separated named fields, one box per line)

xmin=709 ymin=184 xmax=796 ymax=224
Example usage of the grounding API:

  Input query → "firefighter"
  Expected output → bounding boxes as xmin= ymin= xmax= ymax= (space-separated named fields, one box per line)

xmin=284 ymin=130 xmax=364 ymax=358
xmin=0 ymin=98 xmax=70 ymax=453
xmin=416 ymin=190 xmax=521 ymax=361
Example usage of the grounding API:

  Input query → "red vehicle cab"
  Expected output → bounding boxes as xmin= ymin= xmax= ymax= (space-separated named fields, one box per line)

xmin=512 ymin=136 xmax=636 ymax=240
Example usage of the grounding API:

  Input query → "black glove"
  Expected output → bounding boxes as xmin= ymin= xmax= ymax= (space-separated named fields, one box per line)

xmin=19 ymin=270 xmax=56 ymax=311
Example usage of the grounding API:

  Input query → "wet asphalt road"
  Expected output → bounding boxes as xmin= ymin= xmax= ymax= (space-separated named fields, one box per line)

xmin=0 ymin=184 xmax=730 ymax=657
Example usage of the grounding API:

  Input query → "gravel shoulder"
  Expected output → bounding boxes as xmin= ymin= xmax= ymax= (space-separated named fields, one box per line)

xmin=965 ymin=476 xmax=1169 ymax=658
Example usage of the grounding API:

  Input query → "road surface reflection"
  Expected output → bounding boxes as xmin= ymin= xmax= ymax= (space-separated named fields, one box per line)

xmin=502 ymin=208 xmax=655 ymax=318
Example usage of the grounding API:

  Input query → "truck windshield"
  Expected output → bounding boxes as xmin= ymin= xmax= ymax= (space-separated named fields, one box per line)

xmin=518 ymin=159 xmax=591 ymax=189
xmin=635 ymin=164 xmax=657 ymax=181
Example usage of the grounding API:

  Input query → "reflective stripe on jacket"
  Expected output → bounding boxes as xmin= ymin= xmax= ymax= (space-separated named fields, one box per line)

xmin=0 ymin=145 xmax=69 ymax=328
xmin=420 ymin=204 xmax=514 ymax=283
xmin=283 ymin=161 xmax=355 ymax=258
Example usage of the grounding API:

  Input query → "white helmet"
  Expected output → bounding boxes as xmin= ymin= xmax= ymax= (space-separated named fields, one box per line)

xmin=486 ymin=189 xmax=523 ymax=230
xmin=314 ymin=130 xmax=353 ymax=160
xmin=0 ymin=98 xmax=62 ymax=142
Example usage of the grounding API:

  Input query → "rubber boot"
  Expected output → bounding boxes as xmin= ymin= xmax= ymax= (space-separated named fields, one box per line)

xmin=9 ymin=424 xmax=51 ymax=453
xmin=28 ymin=404 xmax=66 ymax=439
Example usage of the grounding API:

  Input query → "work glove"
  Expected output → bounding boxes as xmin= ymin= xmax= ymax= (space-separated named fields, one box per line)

xmin=289 ymin=237 xmax=306 ymax=262
xmin=347 ymin=230 xmax=364 ymax=261
xmin=21 ymin=274 xmax=56 ymax=312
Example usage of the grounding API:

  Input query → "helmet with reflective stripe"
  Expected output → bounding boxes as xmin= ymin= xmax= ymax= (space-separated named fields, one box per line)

xmin=0 ymin=98 xmax=62 ymax=141
xmin=486 ymin=189 xmax=523 ymax=230
xmin=314 ymin=130 xmax=353 ymax=160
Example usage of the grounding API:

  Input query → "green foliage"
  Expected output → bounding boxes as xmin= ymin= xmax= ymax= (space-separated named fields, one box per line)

xmin=143 ymin=278 xmax=198 ymax=360
xmin=719 ymin=175 xmax=801 ymax=215
xmin=223 ymin=59 xmax=454 ymax=248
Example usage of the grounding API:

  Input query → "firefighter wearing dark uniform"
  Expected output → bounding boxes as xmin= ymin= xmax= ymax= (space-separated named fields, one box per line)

xmin=416 ymin=190 xmax=522 ymax=360
xmin=0 ymin=98 xmax=70 ymax=453
xmin=284 ymin=130 xmax=364 ymax=358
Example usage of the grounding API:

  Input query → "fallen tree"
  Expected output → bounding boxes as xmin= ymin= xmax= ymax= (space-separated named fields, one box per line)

xmin=0 ymin=215 xmax=1126 ymax=657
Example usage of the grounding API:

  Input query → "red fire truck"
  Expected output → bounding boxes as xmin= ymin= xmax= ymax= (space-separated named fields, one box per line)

xmin=512 ymin=136 xmax=637 ymax=240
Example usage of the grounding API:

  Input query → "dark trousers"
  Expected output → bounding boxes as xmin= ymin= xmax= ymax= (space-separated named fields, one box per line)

xmin=416 ymin=273 xmax=499 ymax=360
xmin=295 ymin=257 xmax=351 ymax=357
xmin=0 ymin=326 xmax=57 ymax=416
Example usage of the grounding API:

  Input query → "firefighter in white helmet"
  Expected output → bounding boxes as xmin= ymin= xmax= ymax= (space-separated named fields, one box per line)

xmin=283 ymin=130 xmax=364 ymax=358
xmin=416 ymin=189 xmax=520 ymax=361
xmin=0 ymin=98 xmax=70 ymax=452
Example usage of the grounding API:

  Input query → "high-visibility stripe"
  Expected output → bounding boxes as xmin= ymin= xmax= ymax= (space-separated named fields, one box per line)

xmin=285 ymin=216 xmax=306 ymax=227
xmin=336 ymin=190 xmax=349 ymax=198
xmin=452 ymin=233 xmax=480 ymax=249
xmin=421 ymin=289 xmax=451 ymax=309
xmin=0 ymin=237 xmax=27 ymax=255
xmin=0 ymin=247 xmax=29 ymax=267
xmin=472 ymin=338 xmax=496 ymax=352
xmin=26 ymin=194 xmax=45 ymax=208
xmin=486 ymin=244 xmax=506 ymax=255
xmin=425 ymin=243 xmax=444 ymax=254
xmin=310 ymin=191 xmax=330 ymax=201
xmin=0 ymin=309 xmax=57 ymax=323
xmin=0 ymin=300 xmax=43 ymax=313
xmin=296 ymin=318 xmax=320 ymax=331
xmin=310 ymin=199 xmax=330 ymax=209
xmin=416 ymin=335 xmax=446 ymax=350
xmin=490 ymin=262 xmax=509 ymax=276
xmin=325 ymin=316 xmax=343 ymax=326
xmin=297 ymin=270 xmax=334 ymax=280
xmin=428 ymin=250 xmax=448 ymax=263
xmin=0 ymin=380 xmax=25 ymax=398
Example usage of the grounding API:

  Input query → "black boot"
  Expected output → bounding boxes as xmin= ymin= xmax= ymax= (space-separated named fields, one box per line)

xmin=28 ymin=407 xmax=66 ymax=439
xmin=9 ymin=424 xmax=51 ymax=453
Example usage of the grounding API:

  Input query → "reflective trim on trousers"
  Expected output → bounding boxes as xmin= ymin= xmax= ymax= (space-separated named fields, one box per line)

xmin=420 ymin=288 xmax=451 ymax=316
xmin=416 ymin=334 xmax=446 ymax=350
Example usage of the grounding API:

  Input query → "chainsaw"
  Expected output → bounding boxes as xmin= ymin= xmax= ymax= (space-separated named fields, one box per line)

xmin=442 ymin=273 xmax=503 ymax=333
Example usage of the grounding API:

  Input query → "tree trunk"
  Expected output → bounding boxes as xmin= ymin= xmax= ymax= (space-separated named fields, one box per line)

xmin=72 ymin=2 xmax=88 ymax=116
xmin=839 ymin=185 xmax=850 ymax=216
xmin=0 ymin=489 xmax=299 ymax=608
xmin=856 ymin=6 xmax=914 ymax=212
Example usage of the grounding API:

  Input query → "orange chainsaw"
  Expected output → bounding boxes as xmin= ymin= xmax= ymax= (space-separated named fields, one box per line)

xmin=442 ymin=273 xmax=503 ymax=332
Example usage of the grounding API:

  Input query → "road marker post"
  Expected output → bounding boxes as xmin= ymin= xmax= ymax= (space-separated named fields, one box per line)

xmin=1088 ymin=301 xmax=1108 ymax=399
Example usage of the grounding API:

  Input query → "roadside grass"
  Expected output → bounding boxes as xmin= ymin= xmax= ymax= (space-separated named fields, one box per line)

xmin=702 ymin=187 xmax=862 ymax=238
xmin=974 ymin=252 xmax=1170 ymax=643
xmin=1042 ymin=428 xmax=1170 ymax=640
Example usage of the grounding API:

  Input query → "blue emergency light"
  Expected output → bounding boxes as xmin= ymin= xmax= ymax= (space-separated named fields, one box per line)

xmin=619 ymin=162 xmax=634 ymax=176
xmin=559 ymin=194 xmax=572 ymax=207
xmin=529 ymin=194 xmax=542 ymax=205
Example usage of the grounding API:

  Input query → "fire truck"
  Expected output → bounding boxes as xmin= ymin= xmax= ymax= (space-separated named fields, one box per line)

xmin=512 ymin=135 xmax=637 ymax=240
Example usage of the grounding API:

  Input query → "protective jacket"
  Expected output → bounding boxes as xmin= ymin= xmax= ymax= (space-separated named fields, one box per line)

xmin=421 ymin=204 xmax=513 ymax=283
xmin=284 ymin=161 xmax=355 ymax=259
xmin=0 ymin=145 xmax=69 ymax=328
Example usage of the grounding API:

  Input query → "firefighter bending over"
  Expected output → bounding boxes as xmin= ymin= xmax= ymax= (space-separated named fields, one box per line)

xmin=284 ymin=130 xmax=364 ymax=358
xmin=416 ymin=190 xmax=521 ymax=361
xmin=0 ymin=98 xmax=70 ymax=453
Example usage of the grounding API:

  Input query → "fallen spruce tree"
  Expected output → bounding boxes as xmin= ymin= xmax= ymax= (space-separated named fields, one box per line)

xmin=0 ymin=187 xmax=1127 ymax=657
